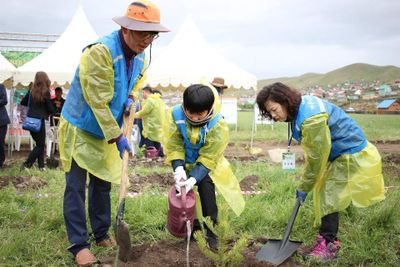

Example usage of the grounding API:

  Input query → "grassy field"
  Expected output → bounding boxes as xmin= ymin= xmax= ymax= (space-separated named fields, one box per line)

xmin=230 ymin=112 xmax=400 ymax=142
xmin=0 ymin=113 xmax=399 ymax=266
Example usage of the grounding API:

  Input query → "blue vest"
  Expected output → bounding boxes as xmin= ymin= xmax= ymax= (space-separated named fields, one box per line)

xmin=62 ymin=30 xmax=145 ymax=139
xmin=172 ymin=105 xmax=221 ymax=164
xmin=292 ymin=95 xmax=367 ymax=161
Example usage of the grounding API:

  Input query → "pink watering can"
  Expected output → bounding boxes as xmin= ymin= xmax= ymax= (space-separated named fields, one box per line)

xmin=145 ymin=146 xmax=159 ymax=158
xmin=167 ymin=185 xmax=196 ymax=238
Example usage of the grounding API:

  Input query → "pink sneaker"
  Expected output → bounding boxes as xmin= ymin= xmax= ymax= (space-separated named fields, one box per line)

xmin=308 ymin=234 xmax=340 ymax=260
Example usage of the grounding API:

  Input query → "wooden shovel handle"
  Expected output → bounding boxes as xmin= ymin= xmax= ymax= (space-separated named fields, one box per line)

xmin=118 ymin=103 xmax=136 ymax=204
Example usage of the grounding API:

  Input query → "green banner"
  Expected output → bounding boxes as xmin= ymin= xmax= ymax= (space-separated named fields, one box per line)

xmin=1 ymin=51 xmax=40 ymax=67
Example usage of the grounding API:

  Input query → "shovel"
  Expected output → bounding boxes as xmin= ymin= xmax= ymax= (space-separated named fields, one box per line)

xmin=256 ymin=198 xmax=302 ymax=266
xmin=46 ymin=128 xmax=59 ymax=168
xmin=114 ymin=103 xmax=135 ymax=263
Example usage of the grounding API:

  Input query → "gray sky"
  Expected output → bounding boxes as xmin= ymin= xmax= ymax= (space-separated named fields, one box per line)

xmin=1 ymin=0 xmax=399 ymax=79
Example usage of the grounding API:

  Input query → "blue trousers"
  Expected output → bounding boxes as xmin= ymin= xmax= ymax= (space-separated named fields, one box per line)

xmin=0 ymin=124 xmax=7 ymax=167
xmin=63 ymin=159 xmax=111 ymax=255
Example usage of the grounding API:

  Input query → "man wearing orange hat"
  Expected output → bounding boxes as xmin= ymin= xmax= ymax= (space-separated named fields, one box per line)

xmin=59 ymin=1 xmax=169 ymax=265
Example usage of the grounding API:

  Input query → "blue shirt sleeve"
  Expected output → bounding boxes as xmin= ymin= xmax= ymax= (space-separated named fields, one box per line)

xmin=189 ymin=162 xmax=209 ymax=182
xmin=171 ymin=159 xmax=185 ymax=171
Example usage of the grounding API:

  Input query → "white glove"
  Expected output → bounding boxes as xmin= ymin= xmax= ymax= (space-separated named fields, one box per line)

xmin=176 ymin=177 xmax=196 ymax=195
xmin=173 ymin=166 xmax=187 ymax=183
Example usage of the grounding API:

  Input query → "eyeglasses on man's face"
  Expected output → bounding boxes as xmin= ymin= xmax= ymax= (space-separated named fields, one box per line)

xmin=136 ymin=31 xmax=159 ymax=41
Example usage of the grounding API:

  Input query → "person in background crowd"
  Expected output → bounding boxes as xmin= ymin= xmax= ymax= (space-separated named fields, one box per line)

xmin=50 ymin=86 xmax=65 ymax=126
xmin=135 ymin=86 xmax=153 ymax=148
xmin=58 ymin=1 xmax=169 ymax=266
xmin=256 ymin=82 xmax=385 ymax=260
xmin=166 ymin=84 xmax=245 ymax=250
xmin=20 ymin=71 xmax=55 ymax=171
xmin=17 ymin=82 xmax=33 ymax=124
xmin=134 ymin=87 xmax=168 ymax=157
xmin=0 ymin=83 xmax=10 ymax=168
xmin=210 ymin=77 xmax=228 ymax=96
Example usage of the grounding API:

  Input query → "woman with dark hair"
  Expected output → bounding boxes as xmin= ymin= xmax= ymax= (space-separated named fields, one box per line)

xmin=166 ymin=84 xmax=245 ymax=250
xmin=20 ymin=71 xmax=55 ymax=170
xmin=256 ymin=82 xmax=385 ymax=260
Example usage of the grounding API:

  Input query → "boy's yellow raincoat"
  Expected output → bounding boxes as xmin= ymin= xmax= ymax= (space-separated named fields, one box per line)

xmin=165 ymin=86 xmax=245 ymax=216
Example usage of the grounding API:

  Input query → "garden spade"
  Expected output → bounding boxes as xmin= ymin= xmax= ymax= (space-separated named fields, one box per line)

xmin=256 ymin=198 xmax=302 ymax=266
xmin=114 ymin=104 xmax=135 ymax=263
xmin=47 ymin=123 xmax=60 ymax=169
xmin=46 ymin=139 xmax=59 ymax=169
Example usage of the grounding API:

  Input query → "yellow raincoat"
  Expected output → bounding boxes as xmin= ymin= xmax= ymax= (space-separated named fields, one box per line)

xmin=134 ymin=93 xmax=169 ymax=147
xmin=165 ymin=86 xmax=245 ymax=216
xmin=59 ymin=44 xmax=146 ymax=184
xmin=298 ymin=113 xmax=385 ymax=224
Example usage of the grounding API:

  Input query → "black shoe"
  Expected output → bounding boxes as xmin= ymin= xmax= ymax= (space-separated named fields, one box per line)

xmin=206 ymin=229 xmax=218 ymax=250
xmin=20 ymin=162 xmax=31 ymax=171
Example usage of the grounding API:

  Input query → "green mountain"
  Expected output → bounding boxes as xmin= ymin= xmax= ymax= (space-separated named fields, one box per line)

xmin=258 ymin=63 xmax=400 ymax=90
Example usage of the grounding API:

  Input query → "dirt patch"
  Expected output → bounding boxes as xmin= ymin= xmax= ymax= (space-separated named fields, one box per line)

xmin=381 ymin=153 xmax=400 ymax=184
xmin=127 ymin=172 xmax=262 ymax=196
xmin=383 ymin=153 xmax=400 ymax=165
xmin=101 ymin=238 xmax=299 ymax=267
xmin=0 ymin=175 xmax=48 ymax=190
xmin=240 ymin=175 xmax=260 ymax=192
xmin=129 ymin=157 xmax=166 ymax=168
xmin=128 ymin=172 xmax=173 ymax=193
xmin=225 ymin=141 xmax=400 ymax=161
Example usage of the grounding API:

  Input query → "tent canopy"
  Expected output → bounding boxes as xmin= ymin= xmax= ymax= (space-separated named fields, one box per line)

xmin=0 ymin=53 xmax=16 ymax=83
xmin=13 ymin=6 xmax=99 ymax=87
xmin=146 ymin=17 xmax=257 ymax=90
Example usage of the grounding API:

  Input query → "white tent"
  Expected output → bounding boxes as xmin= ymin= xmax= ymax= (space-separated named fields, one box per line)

xmin=13 ymin=6 xmax=99 ymax=86
xmin=146 ymin=17 xmax=257 ymax=90
xmin=0 ymin=53 xmax=16 ymax=83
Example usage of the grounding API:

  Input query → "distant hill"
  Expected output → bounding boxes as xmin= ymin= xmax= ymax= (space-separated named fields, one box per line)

xmin=258 ymin=63 xmax=400 ymax=90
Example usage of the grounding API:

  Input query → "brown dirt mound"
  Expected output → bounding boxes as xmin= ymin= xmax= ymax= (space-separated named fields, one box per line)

xmin=128 ymin=172 xmax=173 ymax=193
xmin=240 ymin=175 xmax=260 ymax=192
xmin=127 ymin=173 xmax=262 ymax=196
xmin=101 ymin=238 xmax=299 ymax=267
xmin=0 ymin=175 xmax=48 ymax=190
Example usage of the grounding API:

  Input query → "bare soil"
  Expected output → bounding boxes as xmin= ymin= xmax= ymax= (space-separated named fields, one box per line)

xmin=1 ymin=141 xmax=399 ymax=266
xmin=100 ymin=238 xmax=299 ymax=267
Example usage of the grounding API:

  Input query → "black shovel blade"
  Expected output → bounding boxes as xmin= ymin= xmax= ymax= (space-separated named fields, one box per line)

xmin=46 ymin=158 xmax=59 ymax=168
xmin=114 ymin=219 xmax=132 ymax=262
xmin=256 ymin=239 xmax=302 ymax=266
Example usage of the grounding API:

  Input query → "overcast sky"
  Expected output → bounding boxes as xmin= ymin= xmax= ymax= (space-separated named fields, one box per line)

xmin=1 ymin=0 xmax=399 ymax=79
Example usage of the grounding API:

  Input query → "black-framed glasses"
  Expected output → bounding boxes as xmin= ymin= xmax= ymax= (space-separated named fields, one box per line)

xmin=141 ymin=31 xmax=159 ymax=41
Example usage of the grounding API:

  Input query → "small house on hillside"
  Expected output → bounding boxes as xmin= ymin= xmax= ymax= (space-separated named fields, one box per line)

xmin=376 ymin=99 xmax=400 ymax=114
xmin=362 ymin=91 xmax=376 ymax=100
xmin=378 ymin=85 xmax=392 ymax=96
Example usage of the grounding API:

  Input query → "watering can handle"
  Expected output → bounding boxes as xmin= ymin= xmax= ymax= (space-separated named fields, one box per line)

xmin=181 ymin=186 xmax=188 ymax=215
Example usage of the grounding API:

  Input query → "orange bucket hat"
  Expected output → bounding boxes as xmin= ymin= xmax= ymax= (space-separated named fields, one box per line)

xmin=113 ymin=0 xmax=170 ymax=32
